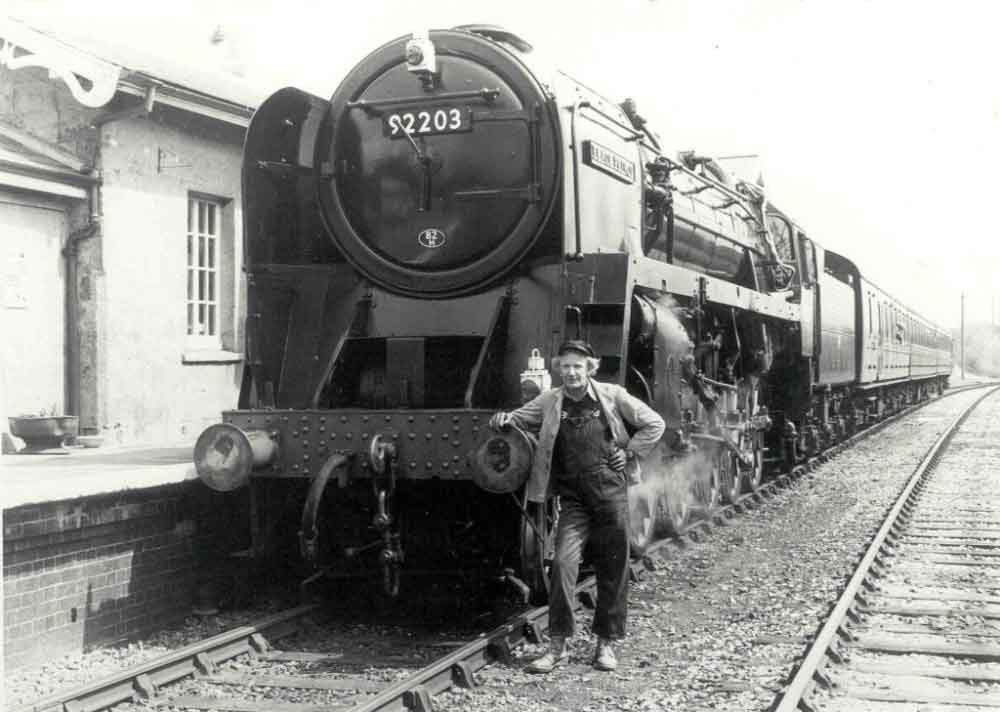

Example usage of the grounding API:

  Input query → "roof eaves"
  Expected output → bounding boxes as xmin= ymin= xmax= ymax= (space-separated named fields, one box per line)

xmin=0 ymin=156 xmax=98 ymax=186
xmin=0 ymin=120 xmax=89 ymax=172
xmin=118 ymin=72 xmax=254 ymax=128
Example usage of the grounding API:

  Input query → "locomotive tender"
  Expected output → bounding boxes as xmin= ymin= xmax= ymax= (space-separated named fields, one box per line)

xmin=194 ymin=26 xmax=952 ymax=600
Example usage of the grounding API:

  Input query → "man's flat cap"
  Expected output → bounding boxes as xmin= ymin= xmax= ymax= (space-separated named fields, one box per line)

xmin=557 ymin=339 xmax=596 ymax=358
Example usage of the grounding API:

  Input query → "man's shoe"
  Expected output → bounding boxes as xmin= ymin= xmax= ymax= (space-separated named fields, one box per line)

xmin=526 ymin=637 xmax=569 ymax=674
xmin=593 ymin=638 xmax=617 ymax=671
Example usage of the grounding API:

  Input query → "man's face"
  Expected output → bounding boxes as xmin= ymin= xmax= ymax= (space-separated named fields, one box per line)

xmin=559 ymin=351 xmax=590 ymax=391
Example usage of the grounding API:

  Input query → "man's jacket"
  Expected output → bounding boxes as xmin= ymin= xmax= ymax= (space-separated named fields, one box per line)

xmin=508 ymin=380 xmax=666 ymax=502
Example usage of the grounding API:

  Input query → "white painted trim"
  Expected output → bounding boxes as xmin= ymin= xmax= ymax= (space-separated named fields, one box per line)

xmin=0 ymin=170 xmax=87 ymax=199
xmin=0 ymin=17 xmax=121 ymax=108
xmin=181 ymin=350 xmax=243 ymax=364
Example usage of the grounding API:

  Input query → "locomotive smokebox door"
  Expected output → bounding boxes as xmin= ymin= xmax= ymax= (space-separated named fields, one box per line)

xmin=318 ymin=28 xmax=562 ymax=297
xmin=194 ymin=423 xmax=278 ymax=492
xmin=470 ymin=427 xmax=536 ymax=493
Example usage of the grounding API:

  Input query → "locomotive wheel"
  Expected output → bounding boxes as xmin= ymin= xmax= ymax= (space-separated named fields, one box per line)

xmin=743 ymin=434 xmax=765 ymax=492
xmin=664 ymin=494 xmax=690 ymax=535
xmin=692 ymin=456 xmax=721 ymax=512
xmin=628 ymin=486 xmax=656 ymax=557
xmin=657 ymin=464 xmax=691 ymax=534
xmin=718 ymin=449 xmax=742 ymax=504
xmin=519 ymin=495 xmax=556 ymax=604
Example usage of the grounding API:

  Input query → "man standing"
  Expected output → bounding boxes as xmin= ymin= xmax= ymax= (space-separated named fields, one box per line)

xmin=490 ymin=340 xmax=665 ymax=672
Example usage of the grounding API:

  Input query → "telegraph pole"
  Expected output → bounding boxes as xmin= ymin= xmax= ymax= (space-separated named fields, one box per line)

xmin=961 ymin=292 xmax=965 ymax=380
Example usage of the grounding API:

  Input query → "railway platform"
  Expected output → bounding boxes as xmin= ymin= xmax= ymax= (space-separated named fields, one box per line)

xmin=2 ymin=443 xmax=196 ymax=510
xmin=3 ymin=443 xmax=246 ymax=670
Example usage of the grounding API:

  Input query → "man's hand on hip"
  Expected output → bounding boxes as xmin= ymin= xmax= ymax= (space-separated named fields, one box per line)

xmin=606 ymin=447 xmax=628 ymax=472
xmin=489 ymin=412 xmax=512 ymax=431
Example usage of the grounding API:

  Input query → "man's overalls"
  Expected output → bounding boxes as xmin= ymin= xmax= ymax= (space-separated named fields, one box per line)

xmin=547 ymin=390 xmax=630 ymax=640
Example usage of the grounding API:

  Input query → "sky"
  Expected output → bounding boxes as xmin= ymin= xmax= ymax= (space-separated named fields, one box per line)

xmin=8 ymin=0 xmax=1000 ymax=329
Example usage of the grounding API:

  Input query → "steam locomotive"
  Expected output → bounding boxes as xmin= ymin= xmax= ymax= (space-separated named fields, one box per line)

xmin=193 ymin=26 xmax=952 ymax=601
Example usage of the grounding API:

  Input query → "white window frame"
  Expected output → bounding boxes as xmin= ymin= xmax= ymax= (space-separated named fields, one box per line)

xmin=186 ymin=196 xmax=223 ymax=350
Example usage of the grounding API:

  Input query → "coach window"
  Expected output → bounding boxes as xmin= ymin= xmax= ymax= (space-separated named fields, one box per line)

xmin=184 ymin=193 xmax=242 ymax=363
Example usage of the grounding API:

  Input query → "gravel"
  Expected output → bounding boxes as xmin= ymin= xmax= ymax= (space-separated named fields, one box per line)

xmin=432 ymin=389 xmax=986 ymax=712
xmin=5 ymin=602 xmax=285 ymax=707
xmin=5 ymin=389 xmax=985 ymax=712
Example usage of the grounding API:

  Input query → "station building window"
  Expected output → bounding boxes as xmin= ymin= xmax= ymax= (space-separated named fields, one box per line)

xmin=184 ymin=193 xmax=241 ymax=362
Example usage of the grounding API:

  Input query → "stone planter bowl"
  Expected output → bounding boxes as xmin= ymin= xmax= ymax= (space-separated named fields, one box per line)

xmin=8 ymin=416 xmax=79 ymax=453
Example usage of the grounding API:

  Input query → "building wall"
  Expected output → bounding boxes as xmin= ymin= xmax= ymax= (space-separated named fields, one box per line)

xmin=2 ymin=483 xmax=247 ymax=669
xmin=0 ymin=64 xmax=247 ymax=447
xmin=0 ymin=191 xmax=70 ymax=421
xmin=0 ymin=64 xmax=94 ymax=449
xmin=98 ymin=109 xmax=246 ymax=444
xmin=0 ymin=65 xmax=100 ymax=159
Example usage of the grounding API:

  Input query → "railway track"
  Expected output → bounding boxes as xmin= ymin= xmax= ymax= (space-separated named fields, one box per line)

xmin=775 ymin=383 xmax=1000 ymax=711
xmin=17 ymin=383 xmax=996 ymax=712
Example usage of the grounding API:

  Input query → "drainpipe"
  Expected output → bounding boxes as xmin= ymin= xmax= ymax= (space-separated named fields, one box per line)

xmin=63 ymin=83 xmax=155 ymax=429
xmin=63 ymin=176 xmax=101 ymax=422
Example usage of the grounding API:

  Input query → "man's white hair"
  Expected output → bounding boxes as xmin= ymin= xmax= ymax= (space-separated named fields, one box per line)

xmin=552 ymin=355 xmax=601 ymax=374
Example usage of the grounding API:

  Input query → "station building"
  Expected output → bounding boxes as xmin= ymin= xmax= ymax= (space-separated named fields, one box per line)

xmin=0 ymin=17 xmax=261 ymax=448
xmin=1 ymin=17 xmax=263 ymax=670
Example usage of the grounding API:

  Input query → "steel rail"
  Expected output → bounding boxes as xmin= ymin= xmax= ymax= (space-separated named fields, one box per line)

xmin=23 ymin=382 xmax=993 ymax=712
xmin=13 ymin=604 xmax=317 ymax=712
xmin=348 ymin=384 xmax=998 ymax=711
xmin=350 ymin=538 xmax=677 ymax=712
xmin=772 ymin=384 xmax=1000 ymax=712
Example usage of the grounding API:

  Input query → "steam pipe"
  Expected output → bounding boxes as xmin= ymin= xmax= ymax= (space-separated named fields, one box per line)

xmin=298 ymin=452 xmax=351 ymax=565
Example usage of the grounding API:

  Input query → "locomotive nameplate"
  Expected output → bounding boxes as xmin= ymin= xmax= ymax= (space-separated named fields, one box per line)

xmin=384 ymin=106 xmax=473 ymax=138
xmin=582 ymin=140 xmax=635 ymax=184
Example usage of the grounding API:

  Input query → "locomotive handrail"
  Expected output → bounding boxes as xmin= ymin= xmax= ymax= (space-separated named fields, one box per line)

xmin=567 ymin=101 xmax=586 ymax=260
xmin=668 ymin=158 xmax=758 ymax=220
xmin=569 ymin=100 xmax=644 ymax=142
xmin=347 ymin=87 xmax=501 ymax=115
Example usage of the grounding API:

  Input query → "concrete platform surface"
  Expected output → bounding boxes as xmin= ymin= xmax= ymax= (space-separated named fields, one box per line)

xmin=1 ymin=444 xmax=198 ymax=509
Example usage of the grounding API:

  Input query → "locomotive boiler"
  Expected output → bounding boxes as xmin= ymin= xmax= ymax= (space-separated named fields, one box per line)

xmin=194 ymin=25 xmax=952 ymax=602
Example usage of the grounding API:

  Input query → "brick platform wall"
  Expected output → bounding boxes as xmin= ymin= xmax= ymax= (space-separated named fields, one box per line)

xmin=3 ymin=483 xmax=246 ymax=669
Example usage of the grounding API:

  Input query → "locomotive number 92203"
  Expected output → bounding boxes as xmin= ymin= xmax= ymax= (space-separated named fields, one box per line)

xmin=383 ymin=106 xmax=472 ymax=138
